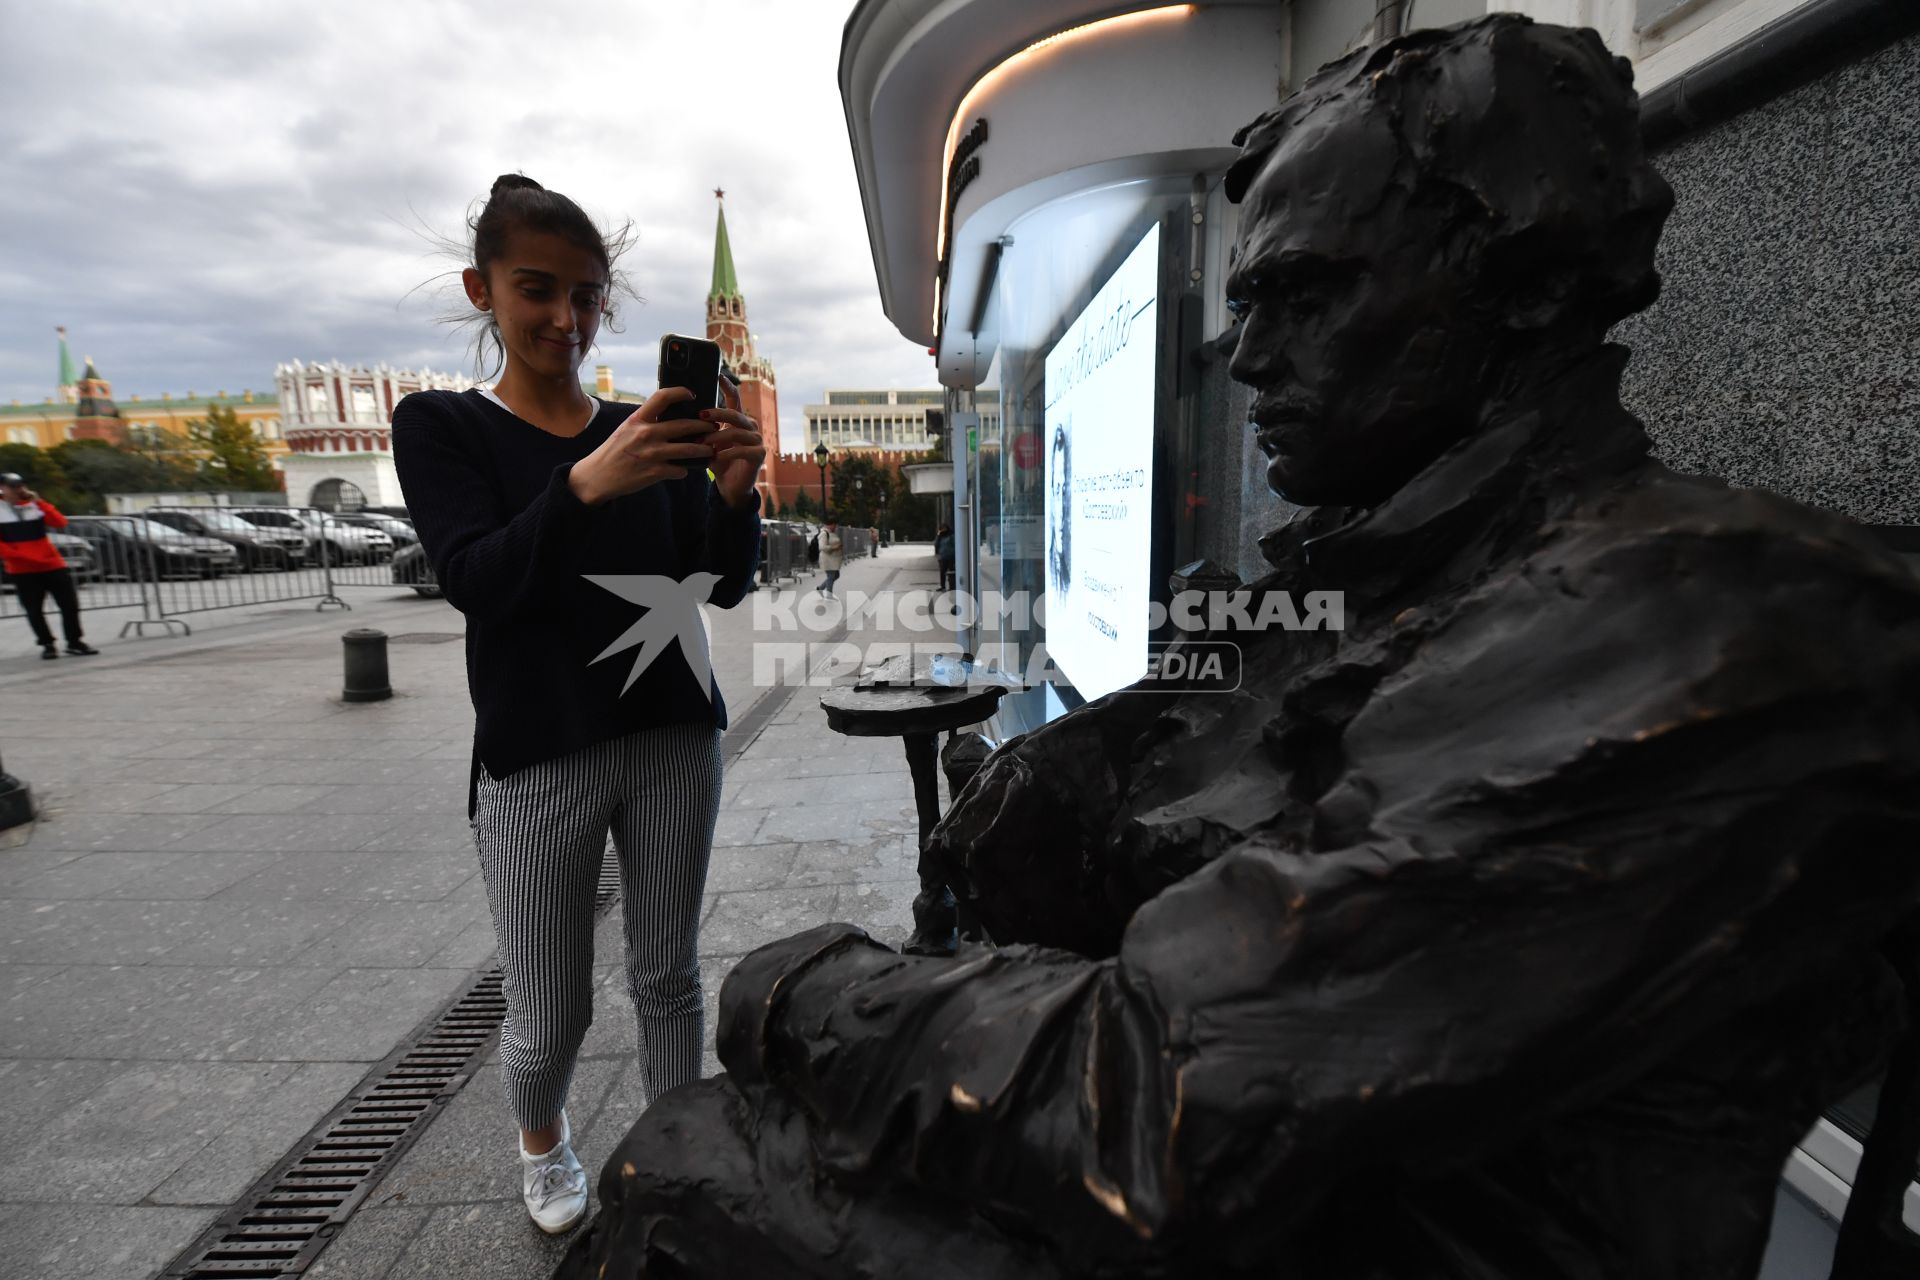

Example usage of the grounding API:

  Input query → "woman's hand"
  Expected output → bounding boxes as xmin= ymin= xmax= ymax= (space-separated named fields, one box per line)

xmin=568 ymin=388 xmax=718 ymax=507
xmin=700 ymin=376 xmax=767 ymax=511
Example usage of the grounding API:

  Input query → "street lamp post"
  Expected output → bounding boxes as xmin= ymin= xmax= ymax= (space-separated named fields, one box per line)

xmin=812 ymin=442 xmax=830 ymax=516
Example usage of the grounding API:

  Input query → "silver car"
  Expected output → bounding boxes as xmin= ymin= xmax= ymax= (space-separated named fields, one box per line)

xmin=229 ymin=507 xmax=394 ymax=566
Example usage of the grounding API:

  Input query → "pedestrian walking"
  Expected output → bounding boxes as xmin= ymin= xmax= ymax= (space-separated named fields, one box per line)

xmin=391 ymin=174 xmax=764 ymax=1237
xmin=934 ymin=523 xmax=955 ymax=592
xmin=0 ymin=474 xmax=97 ymax=660
xmin=868 ymin=524 xmax=879 ymax=557
xmin=817 ymin=518 xmax=844 ymax=597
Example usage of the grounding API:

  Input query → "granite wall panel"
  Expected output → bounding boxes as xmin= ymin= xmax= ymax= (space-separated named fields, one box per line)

xmin=1618 ymin=31 xmax=1920 ymax=524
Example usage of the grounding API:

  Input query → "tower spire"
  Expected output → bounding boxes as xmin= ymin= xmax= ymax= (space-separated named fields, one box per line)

xmin=56 ymin=326 xmax=77 ymax=403
xmin=710 ymin=190 xmax=740 ymax=302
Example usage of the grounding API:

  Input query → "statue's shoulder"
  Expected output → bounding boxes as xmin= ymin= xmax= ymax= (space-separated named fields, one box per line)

xmin=1537 ymin=464 xmax=1920 ymax=652
xmin=1562 ymin=464 xmax=1915 ymax=589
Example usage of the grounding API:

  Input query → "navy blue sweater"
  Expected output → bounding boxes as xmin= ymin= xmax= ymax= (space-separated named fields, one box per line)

xmin=391 ymin=388 xmax=761 ymax=816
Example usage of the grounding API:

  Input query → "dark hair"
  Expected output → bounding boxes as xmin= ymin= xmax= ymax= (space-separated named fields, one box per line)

xmin=1225 ymin=14 xmax=1673 ymax=334
xmin=454 ymin=173 xmax=637 ymax=378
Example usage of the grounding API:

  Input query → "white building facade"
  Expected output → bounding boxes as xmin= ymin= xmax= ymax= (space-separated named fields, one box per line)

xmin=802 ymin=389 xmax=947 ymax=451
xmin=273 ymin=360 xmax=471 ymax=510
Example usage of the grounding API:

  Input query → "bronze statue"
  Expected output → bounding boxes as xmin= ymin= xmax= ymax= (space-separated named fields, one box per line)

xmin=564 ymin=16 xmax=1920 ymax=1278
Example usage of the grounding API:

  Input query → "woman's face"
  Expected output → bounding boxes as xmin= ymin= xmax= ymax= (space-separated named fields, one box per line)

xmin=464 ymin=229 xmax=608 ymax=383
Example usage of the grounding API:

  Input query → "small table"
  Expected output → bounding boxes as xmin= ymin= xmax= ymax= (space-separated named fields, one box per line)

xmin=820 ymin=655 xmax=1006 ymax=955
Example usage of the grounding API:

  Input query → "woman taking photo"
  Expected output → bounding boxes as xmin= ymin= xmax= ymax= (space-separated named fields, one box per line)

xmin=393 ymin=174 xmax=763 ymax=1235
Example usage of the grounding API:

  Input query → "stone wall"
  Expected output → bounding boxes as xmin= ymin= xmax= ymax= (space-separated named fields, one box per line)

xmin=1617 ymin=30 xmax=1920 ymax=525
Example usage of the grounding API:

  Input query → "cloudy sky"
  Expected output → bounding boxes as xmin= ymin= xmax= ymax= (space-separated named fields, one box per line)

xmin=0 ymin=0 xmax=935 ymax=447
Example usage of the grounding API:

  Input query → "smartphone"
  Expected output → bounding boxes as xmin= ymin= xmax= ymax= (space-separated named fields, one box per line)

xmin=657 ymin=334 xmax=723 ymax=423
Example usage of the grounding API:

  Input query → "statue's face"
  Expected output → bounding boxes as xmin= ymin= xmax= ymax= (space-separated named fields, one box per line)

xmin=1226 ymin=108 xmax=1500 ymax=507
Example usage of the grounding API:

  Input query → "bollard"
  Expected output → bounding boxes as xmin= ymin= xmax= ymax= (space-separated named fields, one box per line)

xmin=341 ymin=628 xmax=392 ymax=702
xmin=0 ymin=747 xmax=34 ymax=843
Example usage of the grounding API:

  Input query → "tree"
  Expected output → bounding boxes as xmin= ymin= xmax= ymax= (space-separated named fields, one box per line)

xmin=789 ymin=487 xmax=816 ymax=520
xmin=0 ymin=443 xmax=83 ymax=512
xmin=48 ymin=439 xmax=196 ymax=513
xmin=888 ymin=473 xmax=938 ymax=541
xmin=828 ymin=453 xmax=892 ymax=528
xmin=188 ymin=404 xmax=278 ymax=492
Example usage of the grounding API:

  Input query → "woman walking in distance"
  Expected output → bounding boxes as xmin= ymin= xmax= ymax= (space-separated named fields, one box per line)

xmin=393 ymin=175 xmax=763 ymax=1235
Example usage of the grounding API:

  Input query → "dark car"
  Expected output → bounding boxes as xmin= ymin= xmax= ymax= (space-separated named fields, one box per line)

xmin=65 ymin=516 xmax=239 ymax=580
xmin=145 ymin=508 xmax=300 ymax=571
xmin=390 ymin=542 xmax=441 ymax=598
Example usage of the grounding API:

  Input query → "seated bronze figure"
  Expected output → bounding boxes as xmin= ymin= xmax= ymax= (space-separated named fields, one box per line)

xmin=566 ymin=16 xmax=1920 ymax=1279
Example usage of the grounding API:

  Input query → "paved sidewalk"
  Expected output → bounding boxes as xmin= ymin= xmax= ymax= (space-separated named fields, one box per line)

xmin=0 ymin=543 xmax=958 ymax=1279
xmin=309 ymin=542 xmax=963 ymax=1279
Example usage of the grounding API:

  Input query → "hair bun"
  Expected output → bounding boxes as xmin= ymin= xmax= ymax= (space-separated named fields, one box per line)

xmin=490 ymin=173 xmax=544 ymax=198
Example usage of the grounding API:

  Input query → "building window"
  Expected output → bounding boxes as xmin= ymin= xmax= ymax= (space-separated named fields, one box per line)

xmin=310 ymin=478 xmax=367 ymax=512
xmin=7 ymin=427 xmax=36 ymax=445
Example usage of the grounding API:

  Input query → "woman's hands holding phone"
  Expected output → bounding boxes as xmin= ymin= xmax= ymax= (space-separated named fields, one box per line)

xmin=701 ymin=376 xmax=767 ymax=511
xmin=567 ymin=386 xmax=746 ymax=507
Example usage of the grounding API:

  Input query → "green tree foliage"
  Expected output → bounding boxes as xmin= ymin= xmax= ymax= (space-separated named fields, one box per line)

xmin=823 ymin=452 xmax=938 ymax=539
xmin=187 ymin=404 xmax=278 ymax=492
xmin=0 ymin=443 xmax=83 ymax=512
xmin=789 ymin=487 xmax=816 ymax=520
xmin=827 ymin=454 xmax=889 ymax=527
xmin=46 ymin=440 xmax=197 ymax=513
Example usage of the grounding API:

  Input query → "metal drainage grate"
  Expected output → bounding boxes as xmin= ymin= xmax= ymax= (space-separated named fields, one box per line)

xmin=165 ymin=853 xmax=624 ymax=1278
xmin=385 ymin=632 xmax=464 ymax=645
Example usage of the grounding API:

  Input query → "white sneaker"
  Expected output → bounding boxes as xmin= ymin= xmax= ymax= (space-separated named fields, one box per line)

xmin=520 ymin=1110 xmax=588 ymax=1234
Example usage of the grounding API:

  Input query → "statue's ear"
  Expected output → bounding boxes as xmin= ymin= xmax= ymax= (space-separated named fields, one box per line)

xmin=1505 ymin=264 xmax=1582 ymax=332
xmin=1476 ymin=225 xmax=1585 ymax=334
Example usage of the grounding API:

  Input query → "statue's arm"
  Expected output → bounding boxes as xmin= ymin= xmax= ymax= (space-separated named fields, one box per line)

xmin=928 ymin=687 xmax=1167 ymax=955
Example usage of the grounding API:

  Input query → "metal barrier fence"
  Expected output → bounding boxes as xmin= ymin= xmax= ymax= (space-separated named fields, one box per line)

xmin=0 ymin=506 xmax=418 ymax=638
xmin=2 ymin=508 xmax=880 ymax=638
xmin=760 ymin=522 xmax=810 ymax=586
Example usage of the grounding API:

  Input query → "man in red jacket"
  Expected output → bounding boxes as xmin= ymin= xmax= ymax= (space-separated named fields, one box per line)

xmin=0 ymin=473 xmax=96 ymax=660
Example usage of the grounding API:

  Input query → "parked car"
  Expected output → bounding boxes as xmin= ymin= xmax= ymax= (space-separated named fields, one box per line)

xmin=65 ymin=516 xmax=240 ymax=580
xmin=390 ymin=542 xmax=441 ymax=598
xmin=333 ymin=512 xmax=419 ymax=548
xmin=0 ymin=531 xmax=96 ymax=593
xmin=145 ymin=507 xmax=302 ymax=571
xmin=228 ymin=507 xmax=393 ymax=565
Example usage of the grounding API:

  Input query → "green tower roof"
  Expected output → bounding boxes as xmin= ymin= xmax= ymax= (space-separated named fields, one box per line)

xmin=57 ymin=327 xmax=76 ymax=390
xmin=709 ymin=195 xmax=740 ymax=301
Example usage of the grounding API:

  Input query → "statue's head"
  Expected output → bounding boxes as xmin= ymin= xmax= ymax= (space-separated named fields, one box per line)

xmin=1223 ymin=15 xmax=1673 ymax=507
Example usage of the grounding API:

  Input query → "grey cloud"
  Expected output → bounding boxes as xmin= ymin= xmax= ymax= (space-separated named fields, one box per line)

xmin=1 ymin=1 xmax=939 ymax=417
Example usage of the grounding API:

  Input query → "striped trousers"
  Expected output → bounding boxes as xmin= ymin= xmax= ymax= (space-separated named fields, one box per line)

xmin=471 ymin=721 xmax=723 ymax=1132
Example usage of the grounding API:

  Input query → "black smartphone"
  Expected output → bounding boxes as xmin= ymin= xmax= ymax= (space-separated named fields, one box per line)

xmin=657 ymin=334 xmax=723 ymax=422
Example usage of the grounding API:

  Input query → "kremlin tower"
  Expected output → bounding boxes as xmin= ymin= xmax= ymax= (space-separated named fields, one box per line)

xmin=70 ymin=354 xmax=127 ymax=445
xmin=705 ymin=192 xmax=785 ymax=504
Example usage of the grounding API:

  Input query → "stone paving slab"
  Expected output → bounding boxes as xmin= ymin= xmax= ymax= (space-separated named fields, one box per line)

xmin=305 ymin=546 xmax=965 ymax=1278
xmin=0 ymin=546 xmax=954 ymax=1279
